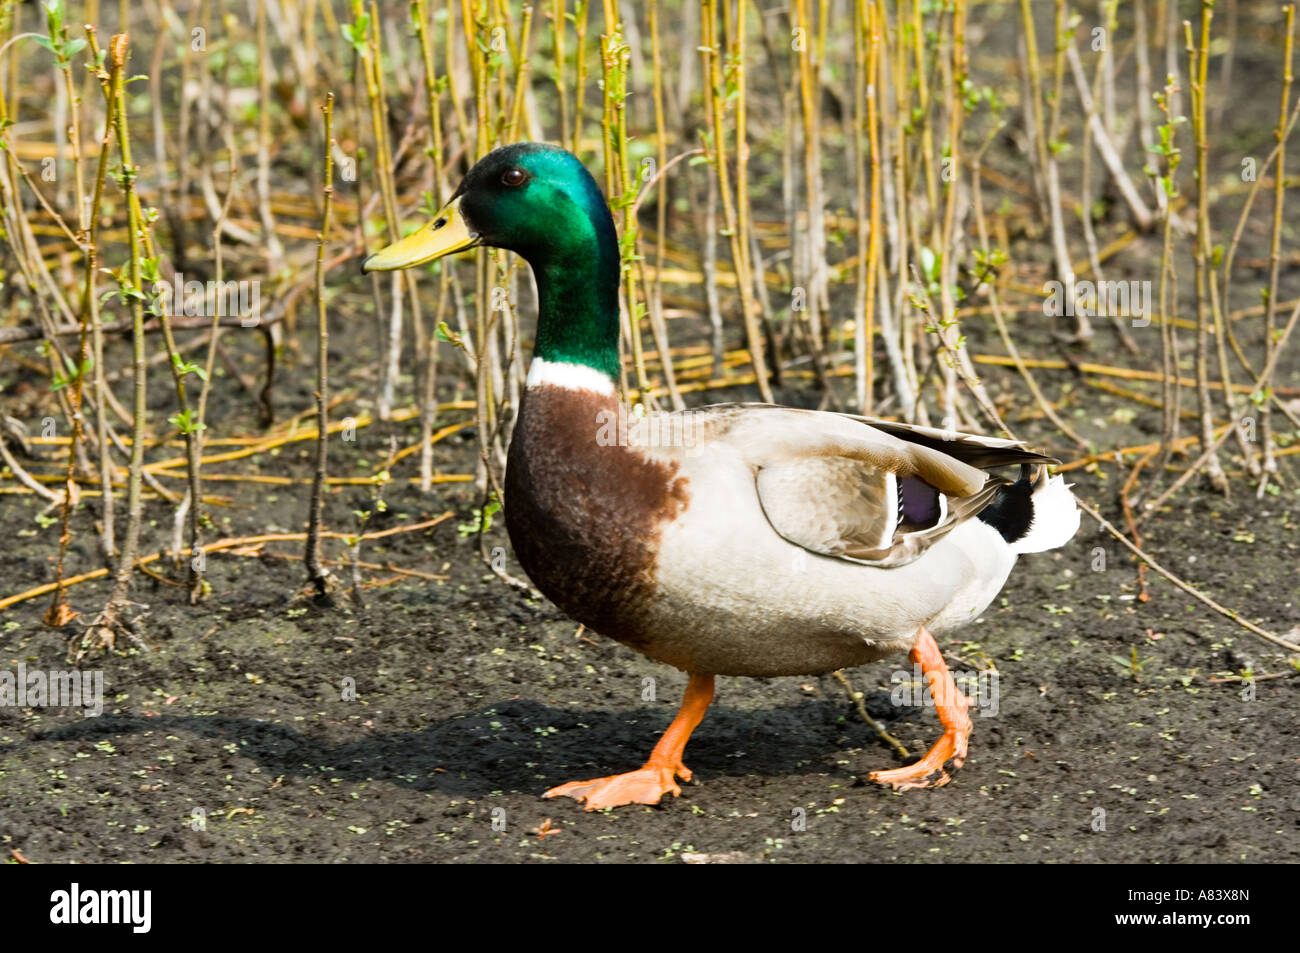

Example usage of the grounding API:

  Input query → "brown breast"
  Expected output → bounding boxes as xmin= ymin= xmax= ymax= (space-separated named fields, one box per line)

xmin=503 ymin=386 xmax=690 ymax=650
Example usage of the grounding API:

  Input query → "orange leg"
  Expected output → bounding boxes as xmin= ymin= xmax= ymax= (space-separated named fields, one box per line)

xmin=869 ymin=627 xmax=972 ymax=791
xmin=544 ymin=673 xmax=715 ymax=810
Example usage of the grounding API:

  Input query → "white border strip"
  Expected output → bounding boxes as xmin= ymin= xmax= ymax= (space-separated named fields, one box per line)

xmin=525 ymin=356 xmax=617 ymax=395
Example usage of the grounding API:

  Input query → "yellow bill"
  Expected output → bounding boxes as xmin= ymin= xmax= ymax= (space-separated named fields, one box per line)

xmin=361 ymin=196 xmax=477 ymax=272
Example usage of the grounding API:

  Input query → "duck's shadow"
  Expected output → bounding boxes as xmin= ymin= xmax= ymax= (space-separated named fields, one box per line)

xmin=13 ymin=696 xmax=915 ymax=798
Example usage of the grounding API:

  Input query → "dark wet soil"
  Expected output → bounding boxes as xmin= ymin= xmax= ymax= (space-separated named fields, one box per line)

xmin=2 ymin=363 xmax=1298 ymax=863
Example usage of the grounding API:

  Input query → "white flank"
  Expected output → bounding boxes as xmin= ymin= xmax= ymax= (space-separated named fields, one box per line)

xmin=525 ymin=356 xmax=616 ymax=395
xmin=1011 ymin=473 xmax=1081 ymax=554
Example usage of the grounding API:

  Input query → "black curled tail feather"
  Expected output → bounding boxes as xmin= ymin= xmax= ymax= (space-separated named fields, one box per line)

xmin=975 ymin=464 xmax=1036 ymax=545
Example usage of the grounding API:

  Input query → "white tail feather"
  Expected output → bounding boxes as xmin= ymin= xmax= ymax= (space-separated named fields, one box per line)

xmin=1011 ymin=473 xmax=1080 ymax=554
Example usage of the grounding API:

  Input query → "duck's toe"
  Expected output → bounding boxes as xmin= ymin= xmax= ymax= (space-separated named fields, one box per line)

xmin=543 ymin=762 xmax=689 ymax=810
xmin=868 ymin=625 xmax=973 ymax=792
xmin=868 ymin=727 xmax=968 ymax=791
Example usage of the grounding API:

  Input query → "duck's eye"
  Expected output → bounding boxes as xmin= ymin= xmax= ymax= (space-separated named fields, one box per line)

xmin=501 ymin=168 xmax=527 ymax=187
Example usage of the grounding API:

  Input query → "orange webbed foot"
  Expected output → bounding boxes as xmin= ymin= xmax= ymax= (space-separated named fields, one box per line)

xmin=543 ymin=760 xmax=691 ymax=810
xmin=543 ymin=674 xmax=715 ymax=811
xmin=868 ymin=626 xmax=973 ymax=792
xmin=868 ymin=726 xmax=968 ymax=791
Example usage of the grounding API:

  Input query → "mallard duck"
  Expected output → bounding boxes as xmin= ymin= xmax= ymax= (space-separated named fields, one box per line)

xmin=363 ymin=142 xmax=1080 ymax=810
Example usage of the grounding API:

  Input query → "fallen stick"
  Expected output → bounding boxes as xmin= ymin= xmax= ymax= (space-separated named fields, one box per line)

xmin=1076 ymin=497 xmax=1300 ymax=654
xmin=0 ymin=512 xmax=453 ymax=611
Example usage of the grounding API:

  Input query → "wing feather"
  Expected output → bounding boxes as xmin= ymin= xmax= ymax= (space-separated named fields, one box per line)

xmin=658 ymin=403 xmax=1054 ymax=569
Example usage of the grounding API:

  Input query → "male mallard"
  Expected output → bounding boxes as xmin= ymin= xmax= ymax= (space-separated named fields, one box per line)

xmin=364 ymin=142 xmax=1080 ymax=810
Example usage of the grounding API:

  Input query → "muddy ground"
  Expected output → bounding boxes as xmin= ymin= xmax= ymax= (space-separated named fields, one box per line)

xmin=1 ymin=360 xmax=1298 ymax=864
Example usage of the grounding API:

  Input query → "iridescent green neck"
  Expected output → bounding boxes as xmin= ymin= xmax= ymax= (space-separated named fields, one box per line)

xmin=523 ymin=177 xmax=621 ymax=381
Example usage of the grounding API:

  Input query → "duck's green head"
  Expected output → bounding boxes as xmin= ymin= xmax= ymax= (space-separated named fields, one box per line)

xmin=363 ymin=142 xmax=621 ymax=380
xmin=363 ymin=143 xmax=617 ymax=271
